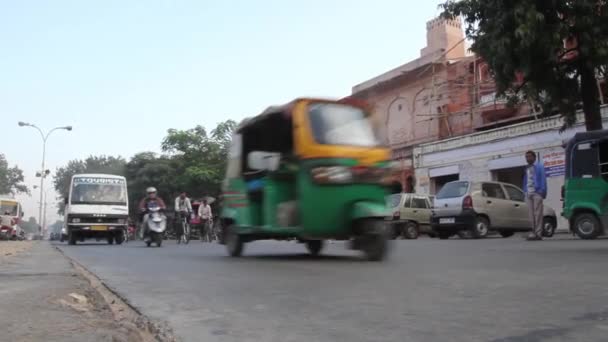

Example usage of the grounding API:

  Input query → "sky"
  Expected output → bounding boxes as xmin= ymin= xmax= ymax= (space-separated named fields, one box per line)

xmin=0 ymin=0 xmax=441 ymax=224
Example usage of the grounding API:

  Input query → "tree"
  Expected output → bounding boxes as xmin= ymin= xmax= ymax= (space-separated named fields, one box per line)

xmin=125 ymin=152 xmax=179 ymax=214
xmin=54 ymin=155 xmax=127 ymax=214
xmin=19 ymin=217 xmax=39 ymax=234
xmin=441 ymin=0 xmax=608 ymax=131
xmin=0 ymin=154 xmax=28 ymax=195
xmin=161 ymin=120 xmax=236 ymax=199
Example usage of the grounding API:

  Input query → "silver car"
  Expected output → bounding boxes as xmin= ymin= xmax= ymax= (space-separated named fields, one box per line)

xmin=431 ymin=181 xmax=557 ymax=239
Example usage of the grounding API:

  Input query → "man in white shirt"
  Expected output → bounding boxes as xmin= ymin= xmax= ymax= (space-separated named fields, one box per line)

xmin=174 ymin=192 xmax=193 ymax=215
xmin=198 ymin=198 xmax=213 ymax=242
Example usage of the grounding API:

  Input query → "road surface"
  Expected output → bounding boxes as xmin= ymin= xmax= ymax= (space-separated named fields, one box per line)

xmin=56 ymin=237 xmax=608 ymax=342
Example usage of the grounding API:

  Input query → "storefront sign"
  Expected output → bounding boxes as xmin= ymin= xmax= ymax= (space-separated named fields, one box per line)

xmin=542 ymin=150 xmax=565 ymax=177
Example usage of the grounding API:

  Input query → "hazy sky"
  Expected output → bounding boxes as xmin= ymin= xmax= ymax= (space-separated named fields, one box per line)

xmin=1 ymin=0 xmax=441 ymax=222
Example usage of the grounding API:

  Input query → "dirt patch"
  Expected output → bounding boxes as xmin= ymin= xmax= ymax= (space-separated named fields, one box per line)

xmin=0 ymin=241 xmax=33 ymax=260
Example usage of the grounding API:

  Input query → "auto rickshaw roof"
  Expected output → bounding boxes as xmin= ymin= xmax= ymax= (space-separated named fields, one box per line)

xmin=565 ymin=129 xmax=608 ymax=151
xmin=236 ymin=97 xmax=367 ymax=133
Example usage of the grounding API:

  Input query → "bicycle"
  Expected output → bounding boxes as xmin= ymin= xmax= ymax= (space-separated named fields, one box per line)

xmin=200 ymin=218 xmax=214 ymax=242
xmin=177 ymin=211 xmax=191 ymax=244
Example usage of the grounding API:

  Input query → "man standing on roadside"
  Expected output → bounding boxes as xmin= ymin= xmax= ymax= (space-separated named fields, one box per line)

xmin=523 ymin=151 xmax=547 ymax=241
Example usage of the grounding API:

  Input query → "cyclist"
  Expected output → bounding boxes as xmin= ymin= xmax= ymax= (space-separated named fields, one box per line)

xmin=174 ymin=192 xmax=193 ymax=243
xmin=198 ymin=198 xmax=213 ymax=242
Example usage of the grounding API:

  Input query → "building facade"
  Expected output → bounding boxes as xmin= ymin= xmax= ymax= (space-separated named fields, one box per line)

xmin=413 ymin=108 xmax=608 ymax=229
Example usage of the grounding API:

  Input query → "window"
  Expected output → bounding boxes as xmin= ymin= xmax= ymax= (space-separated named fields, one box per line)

xmin=308 ymin=103 xmax=380 ymax=147
xmin=503 ymin=184 xmax=525 ymax=202
xmin=572 ymin=142 xmax=599 ymax=178
xmin=411 ymin=197 xmax=429 ymax=209
xmin=436 ymin=181 xmax=469 ymax=199
xmin=482 ymin=183 xmax=506 ymax=199
xmin=600 ymin=141 xmax=608 ymax=181
xmin=386 ymin=194 xmax=401 ymax=208
xmin=403 ymin=196 xmax=412 ymax=208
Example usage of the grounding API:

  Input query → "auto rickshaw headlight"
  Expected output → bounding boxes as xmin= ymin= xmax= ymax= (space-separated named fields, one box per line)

xmin=311 ymin=166 xmax=353 ymax=184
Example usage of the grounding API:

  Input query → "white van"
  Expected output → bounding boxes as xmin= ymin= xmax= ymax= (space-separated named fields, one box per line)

xmin=64 ymin=174 xmax=129 ymax=245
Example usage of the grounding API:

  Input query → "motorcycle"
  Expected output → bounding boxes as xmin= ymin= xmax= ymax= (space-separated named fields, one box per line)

xmin=143 ymin=203 xmax=166 ymax=247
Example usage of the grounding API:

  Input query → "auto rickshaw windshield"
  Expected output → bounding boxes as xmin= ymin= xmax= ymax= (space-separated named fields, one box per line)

xmin=308 ymin=103 xmax=380 ymax=147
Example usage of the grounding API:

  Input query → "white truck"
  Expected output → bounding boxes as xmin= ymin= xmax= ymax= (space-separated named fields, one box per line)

xmin=63 ymin=174 xmax=129 ymax=245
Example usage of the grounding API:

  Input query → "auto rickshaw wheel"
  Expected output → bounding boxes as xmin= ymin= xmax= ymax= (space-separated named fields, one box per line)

xmin=305 ymin=240 xmax=324 ymax=256
xmin=225 ymin=225 xmax=244 ymax=257
xmin=356 ymin=220 xmax=389 ymax=262
xmin=573 ymin=213 xmax=602 ymax=240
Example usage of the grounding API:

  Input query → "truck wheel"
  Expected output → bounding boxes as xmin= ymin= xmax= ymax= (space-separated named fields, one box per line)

xmin=107 ymin=236 xmax=114 ymax=245
xmin=115 ymin=232 xmax=124 ymax=245
xmin=68 ymin=231 xmax=77 ymax=245
xmin=573 ymin=213 xmax=602 ymax=240
xmin=225 ymin=225 xmax=244 ymax=257
xmin=403 ymin=222 xmax=419 ymax=239
xmin=305 ymin=240 xmax=324 ymax=256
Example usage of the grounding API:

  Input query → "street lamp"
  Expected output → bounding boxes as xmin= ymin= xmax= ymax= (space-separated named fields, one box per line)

xmin=18 ymin=121 xmax=72 ymax=232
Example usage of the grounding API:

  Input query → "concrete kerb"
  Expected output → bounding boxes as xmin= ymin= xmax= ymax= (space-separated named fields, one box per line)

xmin=54 ymin=246 xmax=177 ymax=342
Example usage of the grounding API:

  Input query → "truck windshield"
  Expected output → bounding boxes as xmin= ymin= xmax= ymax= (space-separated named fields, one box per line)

xmin=71 ymin=177 xmax=127 ymax=205
xmin=308 ymin=103 xmax=380 ymax=147
xmin=0 ymin=201 xmax=19 ymax=216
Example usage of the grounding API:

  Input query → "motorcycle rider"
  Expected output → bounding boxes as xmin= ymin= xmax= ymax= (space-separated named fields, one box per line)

xmin=138 ymin=187 xmax=167 ymax=240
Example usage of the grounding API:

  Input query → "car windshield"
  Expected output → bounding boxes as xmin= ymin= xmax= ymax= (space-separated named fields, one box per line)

xmin=308 ymin=103 xmax=380 ymax=147
xmin=436 ymin=181 xmax=469 ymax=199
xmin=0 ymin=201 xmax=19 ymax=216
xmin=70 ymin=177 xmax=127 ymax=205
xmin=386 ymin=194 xmax=401 ymax=208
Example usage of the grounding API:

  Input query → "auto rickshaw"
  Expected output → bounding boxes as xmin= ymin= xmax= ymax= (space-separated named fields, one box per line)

xmin=219 ymin=98 xmax=393 ymax=261
xmin=562 ymin=129 xmax=608 ymax=239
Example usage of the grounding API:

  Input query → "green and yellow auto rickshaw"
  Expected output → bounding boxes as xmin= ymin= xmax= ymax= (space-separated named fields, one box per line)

xmin=219 ymin=98 xmax=393 ymax=261
xmin=562 ymin=129 xmax=608 ymax=239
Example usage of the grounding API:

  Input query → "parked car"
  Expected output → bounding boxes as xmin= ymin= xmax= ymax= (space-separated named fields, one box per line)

xmin=386 ymin=193 xmax=434 ymax=239
xmin=431 ymin=180 xmax=558 ymax=239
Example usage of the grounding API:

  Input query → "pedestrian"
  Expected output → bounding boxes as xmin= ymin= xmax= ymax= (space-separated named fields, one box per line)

xmin=523 ymin=151 xmax=547 ymax=241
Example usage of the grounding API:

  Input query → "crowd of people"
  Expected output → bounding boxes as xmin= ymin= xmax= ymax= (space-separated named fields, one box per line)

xmin=136 ymin=187 xmax=216 ymax=242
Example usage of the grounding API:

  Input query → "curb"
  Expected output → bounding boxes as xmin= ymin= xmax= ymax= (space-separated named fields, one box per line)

xmin=54 ymin=245 xmax=178 ymax=342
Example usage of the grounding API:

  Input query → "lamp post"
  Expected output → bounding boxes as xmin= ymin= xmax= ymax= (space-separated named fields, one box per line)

xmin=33 ymin=185 xmax=51 ymax=237
xmin=18 ymin=122 xmax=72 ymax=232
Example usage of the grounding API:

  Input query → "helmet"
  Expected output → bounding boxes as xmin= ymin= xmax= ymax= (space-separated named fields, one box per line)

xmin=146 ymin=187 xmax=157 ymax=194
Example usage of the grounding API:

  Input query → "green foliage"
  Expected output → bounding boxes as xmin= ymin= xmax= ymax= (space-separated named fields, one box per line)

xmin=0 ymin=154 xmax=28 ymax=195
xmin=441 ymin=0 xmax=608 ymax=131
xmin=19 ymin=217 xmax=39 ymax=234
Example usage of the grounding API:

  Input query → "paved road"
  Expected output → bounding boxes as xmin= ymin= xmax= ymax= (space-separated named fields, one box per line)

xmin=55 ymin=236 xmax=608 ymax=342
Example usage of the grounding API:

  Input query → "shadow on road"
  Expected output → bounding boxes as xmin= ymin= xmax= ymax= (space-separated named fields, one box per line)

xmin=245 ymin=253 xmax=362 ymax=263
